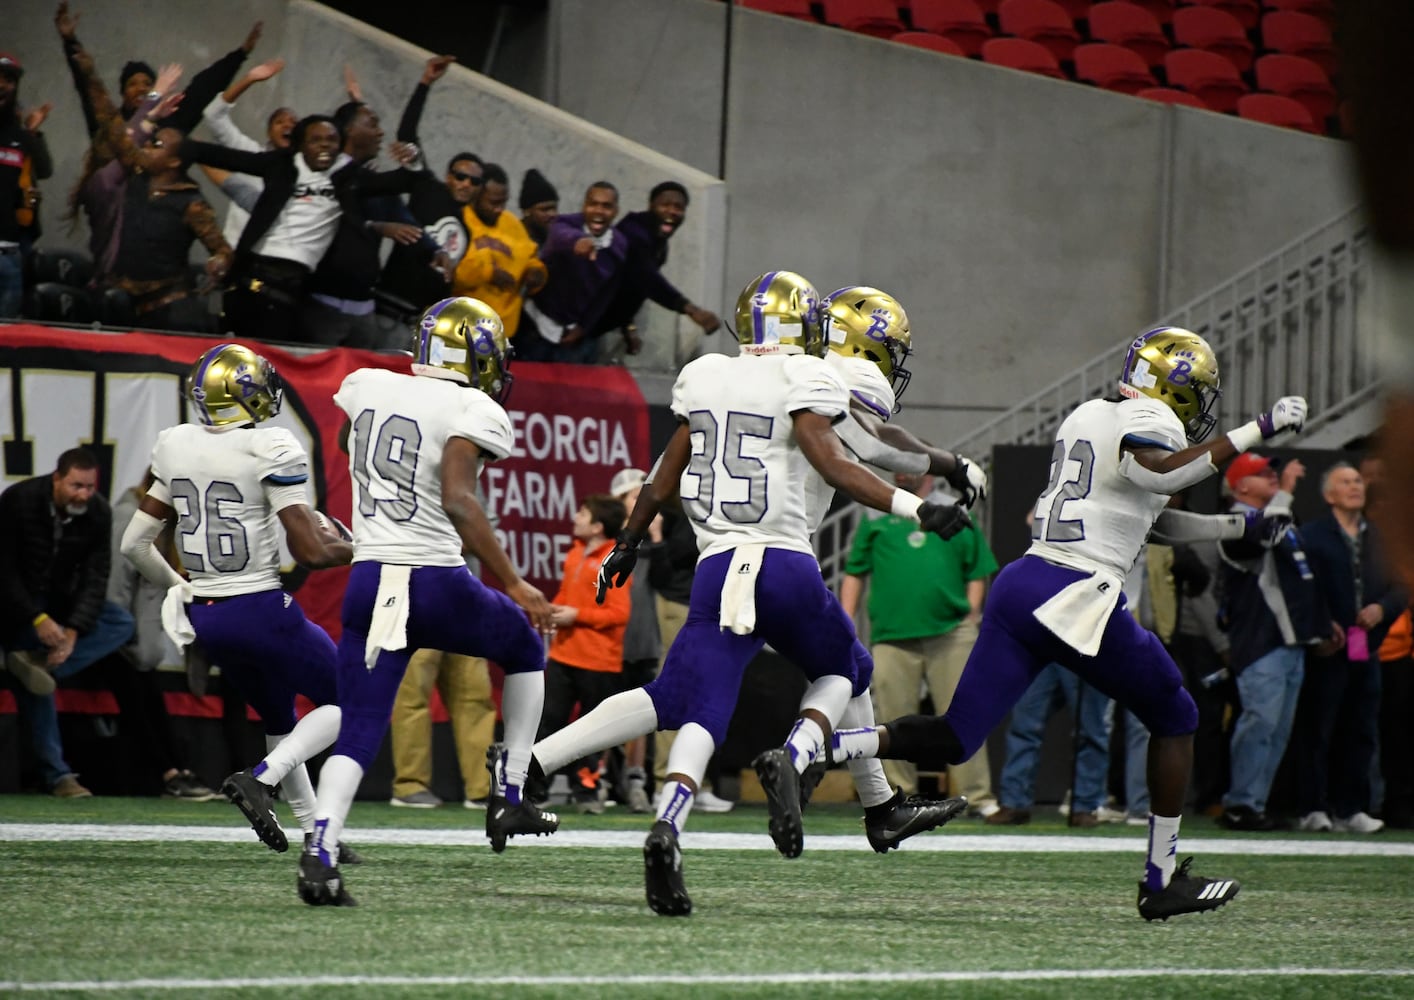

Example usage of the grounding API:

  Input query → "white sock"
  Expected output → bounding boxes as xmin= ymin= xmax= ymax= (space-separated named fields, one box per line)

xmin=309 ymin=754 xmax=363 ymax=866
xmin=500 ymin=671 xmax=545 ymax=799
xmin=1145 ymin=814 xmax=1182 ymax=890
xmin=840 ymin=694 xmax=893 ymax=809
xmin=280 ymin=765 xmax=319 ymax=833
xmin=832 ymin=727 xmax=881 ymax=761
xmin=256 ymin=705 xmax=342 ymax=786
xmin=533 ymin=687 xmax=659 ymax=774
xmin=785 ymin=717 xmax=825 ymax=774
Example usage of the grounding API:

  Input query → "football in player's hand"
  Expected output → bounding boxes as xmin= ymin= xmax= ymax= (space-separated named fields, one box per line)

xmin=315 ymin=511 xmax=353 ymax=541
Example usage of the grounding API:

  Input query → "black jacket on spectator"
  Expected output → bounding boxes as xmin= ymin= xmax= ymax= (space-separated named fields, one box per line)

xmin=592 ymin=209 xmax=689 ymax=337
xmin=1219 ymin=508 xmax=1330 ymax=673
xmin=648 ymin=509 xmax=698 ymax=606
xmin=1302 ymin=513 xmax=1407 ymax=650
xmin=0 ymin=476 xmax=112 ymax=637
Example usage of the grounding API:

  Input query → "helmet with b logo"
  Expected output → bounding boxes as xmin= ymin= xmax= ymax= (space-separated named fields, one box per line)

xmin=733 ymin=270 xmax=824 ymax=356
xmin=186 ymin=343 xmax=284 ymax=428
xmin=1117 ymin=326 xmax=1221 ymax=441
xmin=412 ymin=296 xmax=513 ymax=402
xmin=821 ymin=286 xmax=913 ymax=408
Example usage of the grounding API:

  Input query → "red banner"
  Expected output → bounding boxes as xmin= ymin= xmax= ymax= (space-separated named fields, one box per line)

xmin=0 ymin=323 xmax=652 ymax=642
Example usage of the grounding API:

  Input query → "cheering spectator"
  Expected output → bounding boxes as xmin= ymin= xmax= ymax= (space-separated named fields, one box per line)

xmin=518 ymin=167 xmax=557 ymax=248
xmin=379 ymin=151 xmax=477 ymax=316
xmin=0 ymin=51 xmax=52 ymax=318
xmin=452 ymin=162 xmax=547 ymax=341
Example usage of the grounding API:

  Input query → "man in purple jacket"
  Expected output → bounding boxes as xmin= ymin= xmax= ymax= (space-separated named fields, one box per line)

xmin=519 ymin=181 xmax=628 ymax=363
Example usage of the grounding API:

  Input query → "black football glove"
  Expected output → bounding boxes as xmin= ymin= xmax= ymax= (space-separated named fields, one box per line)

xmin=943 ymin=455 xmax=989 ymax=509
xmin=918 ymin=501 xmax=972 ymax=542
xmin=595 ymin=532 xmax=644 ymax=604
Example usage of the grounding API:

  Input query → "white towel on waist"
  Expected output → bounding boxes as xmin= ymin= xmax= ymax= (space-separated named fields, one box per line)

xmin=718 ymin=544 xmax=766 ymax=635
xmin=1032 ymin=567 xmax=1124 ymax=657
xmin=365 ymin=564 xmax=413 ymax=669
xmin=160 ymin=582 xmax=196 ymax=649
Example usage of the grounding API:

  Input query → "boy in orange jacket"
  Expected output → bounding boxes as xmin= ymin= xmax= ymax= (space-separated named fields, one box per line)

xmin=537 ymin=494 xmax=630 ymax=812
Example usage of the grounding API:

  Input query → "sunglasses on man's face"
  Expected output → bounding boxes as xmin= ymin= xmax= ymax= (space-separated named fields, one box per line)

xmin=451 ymin=171 xmax=483 ymax=185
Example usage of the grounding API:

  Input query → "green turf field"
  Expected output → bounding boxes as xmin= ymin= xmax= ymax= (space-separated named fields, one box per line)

xmin=3 ymin=795 xmax=1413 ymax=998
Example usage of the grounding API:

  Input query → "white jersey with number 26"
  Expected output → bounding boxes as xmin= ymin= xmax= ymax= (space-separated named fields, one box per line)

xmin=1026 ymin=396 xmax=1187 ymax=579
xmin=333 ymin=367 xmax=515 ymax=567
xmin=671 ymin=352 xmax=850 ymax=560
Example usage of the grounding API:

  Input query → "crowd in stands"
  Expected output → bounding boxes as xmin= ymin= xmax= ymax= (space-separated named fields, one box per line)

xmin=0 ymin=3 xmax=720 ymax=364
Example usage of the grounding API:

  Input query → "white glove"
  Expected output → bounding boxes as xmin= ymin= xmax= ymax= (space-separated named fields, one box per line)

xmin=1258 ymin=396 xmax=1307 ymax=438
xmin=947 ymin=455 xmax=989 ymax=508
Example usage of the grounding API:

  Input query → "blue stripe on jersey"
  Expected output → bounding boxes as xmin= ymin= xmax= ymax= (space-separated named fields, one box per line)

xmin=264 ymin=472 xmax=309 ymax=485
xmin=1122 ymin=434 xmax=1177 ymax=452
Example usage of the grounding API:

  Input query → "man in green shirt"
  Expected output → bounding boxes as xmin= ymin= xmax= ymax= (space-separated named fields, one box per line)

xmin=841 ymin=472 xmax=1000 ymax=813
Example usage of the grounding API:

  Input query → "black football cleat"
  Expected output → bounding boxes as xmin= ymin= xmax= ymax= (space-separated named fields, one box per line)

xmin=304 ymin=831 xmax=363 ymax=866
xmin=297 ymin=851 xmax=357 ymax=907
xmin=486 ymin=796 xmax=560 ymax=854
xmin=222 ymin=770 xmax=288 ymax=853
xmin=799 ymin=759 xmax=828 ymax=810
xmin=865 ymin=791 xmax=968 ymax=854
xmin=753 ymin=747 xmax=804 ymax=859
xmin=1137 ymin=857 xmax=1240 ymax=921
xmin=643 ymin=820 xmax=692 ymax=917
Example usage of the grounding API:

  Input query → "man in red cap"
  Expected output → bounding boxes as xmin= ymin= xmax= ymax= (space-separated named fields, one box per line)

xmin=0 ymin=50 xmax=53 ymax=318
xmin=1218 ymin=451 xmax=1339 ymax=831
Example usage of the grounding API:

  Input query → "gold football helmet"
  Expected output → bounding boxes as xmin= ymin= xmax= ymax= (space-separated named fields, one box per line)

xmin=733 ymin=270 xmax=823 ymax=356
xmin=412 ymin=296 xmax=513 ymax=402
xmin=1117 ymin=326 xmax=1221 ymax=441
xmin=186 ymin=343 xmax=284 ymax=428
xmin=821 ymin=286 xmax=913 ymax=406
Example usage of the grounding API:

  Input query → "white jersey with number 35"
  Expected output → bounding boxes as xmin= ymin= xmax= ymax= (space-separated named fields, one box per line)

xmin=1026 ymin=396 xmax=1187 ymax=578
xmin=333 ymin=367 xmax=514 ymax=567
xmin=671 ymin=352 xmax=850 ymax=560
xmin=148 ymin=423 xmax=311 ymax=598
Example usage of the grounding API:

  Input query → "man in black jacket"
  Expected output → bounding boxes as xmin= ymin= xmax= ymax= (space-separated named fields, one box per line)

xmin=0 ymin=449 xmax=134 ymax=797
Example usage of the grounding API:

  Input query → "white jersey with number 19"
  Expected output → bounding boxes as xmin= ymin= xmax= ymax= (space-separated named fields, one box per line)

xmin=671 ymin=352 xmax=850 ymax=560
xmin=333 ymin=367 xmax=515 ymax=567
xmin=1026 ymin=396 xmax=1187 ymax=579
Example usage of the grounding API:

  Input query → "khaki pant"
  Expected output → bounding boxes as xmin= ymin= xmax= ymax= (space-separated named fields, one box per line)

xmin=870 ymin=622 xmax=996 ymax=805
xmin=390 ymin=649 xmax=496 ymax=801
xmin=653 ymin=594 xmax=690 ymax=782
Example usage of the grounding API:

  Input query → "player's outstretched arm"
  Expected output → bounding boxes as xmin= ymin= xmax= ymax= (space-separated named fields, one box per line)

xmin=122 ymin=491 xmax=187 ymax=590
xmin=596 ymin=423 xmax=692 ymax=603
xmin=277 ymin=505 xmax=352 ymax=569
xmin=795 ymin=411 xmax=970 ymax=540
xmin=442 ymin=437 xmax=553 ymax=632
xmin=845 ymin=405 xmax=989 ymax=507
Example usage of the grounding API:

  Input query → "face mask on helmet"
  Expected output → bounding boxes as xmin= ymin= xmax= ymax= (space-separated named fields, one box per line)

xmin=821 ymin=286 xmax=914 ymax=410
xmin=1116 ymin=326 xmax=1221 ymax=441
xmin=187 ymin=343 xmax=284 ymax=428
xmin=412 ymin=296 xmax=513 ymax=402
xmin=733 ymin=270 xmax=823 ymax=356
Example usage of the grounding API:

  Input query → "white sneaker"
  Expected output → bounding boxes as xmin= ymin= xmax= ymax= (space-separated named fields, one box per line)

xmin=1298 ymin=810 xmax=1333 ymax=832
xmin=1332 ymin=811 xmax=1384 ymax=834
xmin=1093 ymin=805 xmax=1128 ymax=824
xmin=968 ymin=800 xmax=1001 ymax=819
xmin=694 ymin=789 xmax=735 ymax=814
xmin=1124 ymin=813 xmax=1150 ymax=827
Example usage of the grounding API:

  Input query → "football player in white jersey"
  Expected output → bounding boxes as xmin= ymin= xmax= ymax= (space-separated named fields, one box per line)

xmin=298 ymin=296 xmax=556 ymax=907
xmin=831 ymin=326 xmax=1309 ymax=920
xmin=532 ymin=271 xmax=969 ymax=915
xmin=120 ymin=344 xmax=357 ymax=859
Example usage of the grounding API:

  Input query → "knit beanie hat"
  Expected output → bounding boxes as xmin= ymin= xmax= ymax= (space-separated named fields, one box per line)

xmin=519 ymin=168 xmax=559 ymax=210
xmin=119 ymin=60 xmax=157 ymax=92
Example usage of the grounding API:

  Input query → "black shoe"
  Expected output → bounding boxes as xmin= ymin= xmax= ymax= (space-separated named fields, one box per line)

xmin=222 ymin=770 xmax=288 ymax=853
xmin=304 ymin=831 xmax=363 ymax=866
xmin=753 ymin=747 xmax=804 ymax=859
xmin=297 ymin=851 xmax=357 ymax=907
xmin=1137 ymin=857 xmax=1239 ymax=921
xmin=865 ymin=791 xmax=968 ymax=854
xmin=643 ymin=820 xmax=692 ymax=916
xmin=486 ymin=795 xmax=560 ymax=854
xmin=1218 ymin=805 xmax=1281 ymax=832
xmin=799 ymin=759 xmax=828 ymax=809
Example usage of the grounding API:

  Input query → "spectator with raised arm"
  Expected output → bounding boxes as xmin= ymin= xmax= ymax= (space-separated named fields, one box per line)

xmin=0 ymin=51 xmax=52 ymax=318
xmin=379 ymin=151 xmax=477 ymax=317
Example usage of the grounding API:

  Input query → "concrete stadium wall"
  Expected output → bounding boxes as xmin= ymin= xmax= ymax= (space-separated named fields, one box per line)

xmin=550 ymin=0 xmax=1360 ymax=445
xmin=6 ymin=0 xmax=726 ymax=372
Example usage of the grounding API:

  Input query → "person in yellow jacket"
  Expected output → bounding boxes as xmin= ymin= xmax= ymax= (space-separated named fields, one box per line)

xmin=451 ymin=162 xmax=547 ymax=339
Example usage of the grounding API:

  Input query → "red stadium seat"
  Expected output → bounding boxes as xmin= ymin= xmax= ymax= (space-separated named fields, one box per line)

xmin=1237 ymin=93 xmax=1319 ymax=133
xmin=820 ymin=0 xmax=907 ymax=37
xmin=1137 ymin=86 xmax=1212 ymax=109
xmin=1261 ymin=0 xmax=1333 ymax=17
xmin=739 ymin=0 xmax=819 ymax=21
xmin=1173 ymin=6 xmax=1255 ymax=73
xmin=1073 ymin=43 xmax=1157 ymax=94
xmin=1261 ymin=10 xmax=1338 ymax=76
xmin=910 ymin=0 xmax=992 ymax=57
xmin=1182 ymin=0 xmax=1261 ymax=30
xmin=893 ymin=30 xmax=969 ymax=55
xmin=1127 ymin=0 xmax=1176 ymax=26
xmin=981 ymin=36 xmax=1066 ymax=79
xmin=1254 ymin=53 xmax=1337 ymax=124
xmin=997 ymin=0 xmax=1082 ymax=63
xmin=1164 ymin=48 xmax=1249 ymax=112
xmin=1087 ymin=2 xmax=1171 ymax=69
